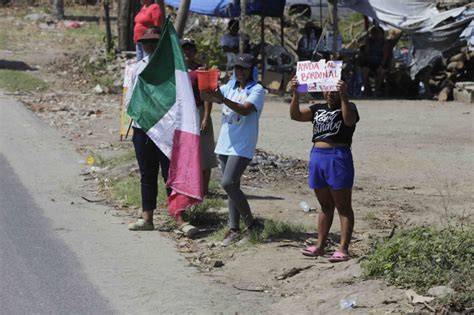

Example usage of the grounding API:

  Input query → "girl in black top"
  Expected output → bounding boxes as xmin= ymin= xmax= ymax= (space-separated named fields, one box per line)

xmin=289 ymin=78 xmax=359 ymax=262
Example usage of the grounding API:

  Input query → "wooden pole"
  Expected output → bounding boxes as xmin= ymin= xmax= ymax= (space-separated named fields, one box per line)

xmin=319 ymin=0 xmax=323 ymax=27
xmin=175 ymin=0 xmax=191 ymax=38
xmin=104 ymin=0 xmax=113 ymax=53
xmin=331 ymin=0 xmax=338 ymax=58
xmin=240 ymin=0 xmax=247 ymax=53
xmin=280 ymin=16 xmax=284 ymax=46
xmin=261 ymin=0 xmax=266 ymax=77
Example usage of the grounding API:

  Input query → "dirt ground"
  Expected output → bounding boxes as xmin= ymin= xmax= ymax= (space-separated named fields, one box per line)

xmin=1 ymin=7 xmax=473 ymax=314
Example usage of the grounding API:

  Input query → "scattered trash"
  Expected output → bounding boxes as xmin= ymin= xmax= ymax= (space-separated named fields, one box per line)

xmin=65 ymin=21 xmax=82 ymax=29
xmin=340 ymin=296 xmax=357 ymax=310
xmin=405 ymin=289 xmax=435 ymax=304
xmin=86 ymin=155 xmax=95 ymax=166
xmin=299 ymin=200 xmax=311 ymax=212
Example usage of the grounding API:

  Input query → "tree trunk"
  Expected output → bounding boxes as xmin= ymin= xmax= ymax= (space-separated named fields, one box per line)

xmin=118 ymin=0 xmax=141 ymax=51
xmin=175 ymin=0 xmax=191 ymax=38
xmin=53 ymin=0 xmax=64 ymax=20
xmin=104 ymin=0 xmax=113 ymax=53
xmin=156 ymin=0 xmax=166 ymax=27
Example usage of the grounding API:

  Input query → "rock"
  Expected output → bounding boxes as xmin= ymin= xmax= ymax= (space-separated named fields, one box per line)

xmin=427 ymin=286 xmax=454 ymax=298
xmin=24 ymin=13 xmax=51 ymax=22
xmin=93 ymin=84 xmax=105 ymax=94
xmin=178 ymin=241 xmax=188 ymax=248
xmin=212 ymin=260 xmax=224 ymax=268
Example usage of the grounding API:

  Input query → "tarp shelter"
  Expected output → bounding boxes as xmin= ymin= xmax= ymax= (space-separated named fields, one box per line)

xmin=342 ymin=0 xmax=474 ymax=77
xmin=164 ymin=0 xmax=286 ymax=17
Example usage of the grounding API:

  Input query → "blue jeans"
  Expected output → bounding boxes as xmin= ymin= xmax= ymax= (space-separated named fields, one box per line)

xmin=136 ymin=43 xmax=144 ymax=61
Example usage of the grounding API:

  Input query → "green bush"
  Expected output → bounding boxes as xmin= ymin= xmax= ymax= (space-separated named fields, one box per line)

xmin=363 ymin=227 xmax=473 ymax=309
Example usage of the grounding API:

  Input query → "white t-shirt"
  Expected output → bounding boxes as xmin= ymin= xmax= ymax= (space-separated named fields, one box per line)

xmin=124 ymin=56 xmax=149 ymax=129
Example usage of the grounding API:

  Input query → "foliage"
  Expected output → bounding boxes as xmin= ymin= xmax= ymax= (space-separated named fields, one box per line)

xmin=193 ymin=36 xmax=227 ymax=69
xmin=363 ymin=227 xmax=474 ymax=310
xmin=0 ymin=70 xmax=48 ymax=92
xmin=109 ymin=175 xmax=142 ymax=208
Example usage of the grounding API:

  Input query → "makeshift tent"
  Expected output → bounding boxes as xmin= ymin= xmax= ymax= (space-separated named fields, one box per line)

xmin=164 ymin=0 xmax=286 ymax=17
xmin=342 ymin=0 xmax=474 ymax=77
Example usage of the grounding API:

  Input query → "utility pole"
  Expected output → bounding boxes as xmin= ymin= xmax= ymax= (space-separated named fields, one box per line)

xmin=240 ymin=0 xmax=246 ymax=53
xmin=175 ymin=0 xmax=191 ymax=38
xmin=328 ymin=0 xmax=338 ymax=58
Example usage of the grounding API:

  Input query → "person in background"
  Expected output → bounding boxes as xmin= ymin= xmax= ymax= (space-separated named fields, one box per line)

xmin=202 ymin=54 xmax=265 ymax=246
xmin=220 ymin=19 xmax=249 ymax=71
xmin=133 ymin=0 xmax=163 ymax=61
xmin=297 ymin=22 xmax=322 ymax=61
xmin=181 ymin=38 xmax=218 ymax=196
xmin=125 ymin=28 xmax=198 ymax=237
xmin=289 ymin=76 xmax=359 ymax=263
xmin=359 ymin=26 xmax=391 ymax=96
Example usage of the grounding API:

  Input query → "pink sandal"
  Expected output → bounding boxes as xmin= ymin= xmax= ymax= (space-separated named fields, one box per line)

xmin=328 ymin=251 xmax=351 ymax=263
xmin=302 ymin=246 xmax=324 ymax=257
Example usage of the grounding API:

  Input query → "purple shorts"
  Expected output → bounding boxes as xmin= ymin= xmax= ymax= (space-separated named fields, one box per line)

xmin=308 ymin=147 xmax=354 ymax=190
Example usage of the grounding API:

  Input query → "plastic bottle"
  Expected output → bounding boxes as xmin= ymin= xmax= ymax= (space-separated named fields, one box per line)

xmin=299 ymin=201 xmax=310 ymax=212
xmin=340 ymin=297 xmax=357 ymax=310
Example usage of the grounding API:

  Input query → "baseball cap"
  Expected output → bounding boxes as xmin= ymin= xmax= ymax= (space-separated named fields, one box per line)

xmin=234 ymin=53 xmax=254 ymax=68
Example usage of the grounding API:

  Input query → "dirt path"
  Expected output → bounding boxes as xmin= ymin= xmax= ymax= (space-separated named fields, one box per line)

xmin=1 ymin=7 xmax=473 ymax=314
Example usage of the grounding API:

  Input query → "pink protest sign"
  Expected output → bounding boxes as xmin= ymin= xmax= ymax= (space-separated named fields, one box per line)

xmin=296 ymin=60 xmax=342 ymax=92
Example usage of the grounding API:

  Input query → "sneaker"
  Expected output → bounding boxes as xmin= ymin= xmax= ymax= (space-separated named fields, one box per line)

xmin=221 ymin=229 xmax=240 ymax=247
xmin=128 ymin=219 xmax=154 ymax=231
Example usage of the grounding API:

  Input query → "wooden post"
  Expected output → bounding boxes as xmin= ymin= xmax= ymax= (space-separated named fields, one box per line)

xmin=280 ymin=16 xmax=284 ymax=46
xmin=104 ymin=0 xmax=113 ymax=53
xmin=175 ymin=0 xmax=191 ymax=38
xmin=240 ymin=0 xmax=247 ymax=53
xmin=261 ymin=0 xmax=266 ymax=76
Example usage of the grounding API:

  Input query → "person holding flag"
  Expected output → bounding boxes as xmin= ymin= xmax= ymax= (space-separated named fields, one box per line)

xmin=203 ymin=54 xmax=265 ymax=246
xmin=126 ymin=23 xmax=201 ymax=238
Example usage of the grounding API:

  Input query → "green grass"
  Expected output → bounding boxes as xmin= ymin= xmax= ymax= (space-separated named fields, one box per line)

xmin=65 ymin=23 xmax=105 ymax=42
xmin=0 ymin=70 xmax=47 ymax=92
xmin=212 ymin=218 xmax=306 ymax=244
xmin=363 ymin=227 xmax=474 ymax=310
xmin=0 ymin=32 xmax=7 ymax=50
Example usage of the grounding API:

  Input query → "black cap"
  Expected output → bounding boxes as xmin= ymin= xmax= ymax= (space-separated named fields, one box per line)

xmin=234 ymin=53 xmax=254 ymax=68
xmin=180 ymin=38 xmax=196 ymax=47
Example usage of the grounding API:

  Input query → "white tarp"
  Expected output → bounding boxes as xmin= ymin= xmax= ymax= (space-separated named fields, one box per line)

xmin=342 ymin=0 xmax=473 ymax=77
xmin=342 ymin=0 xmax=466 ymax=32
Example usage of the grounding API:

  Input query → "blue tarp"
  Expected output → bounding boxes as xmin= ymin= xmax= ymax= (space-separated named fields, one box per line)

xmin=164 ymin=0 xmax=286 ymax=17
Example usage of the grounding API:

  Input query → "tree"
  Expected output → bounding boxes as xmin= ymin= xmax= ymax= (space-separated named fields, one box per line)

xmin=53 ymin=0 xmax=64 ymax=20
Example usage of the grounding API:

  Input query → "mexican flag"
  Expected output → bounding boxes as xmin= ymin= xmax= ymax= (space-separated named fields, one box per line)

xmin=127 ymin=19 xmax=203 ymax=217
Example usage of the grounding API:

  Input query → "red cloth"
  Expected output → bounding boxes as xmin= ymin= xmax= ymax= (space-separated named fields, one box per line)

xmin=133 ymin=4 xmax=162 ymax=43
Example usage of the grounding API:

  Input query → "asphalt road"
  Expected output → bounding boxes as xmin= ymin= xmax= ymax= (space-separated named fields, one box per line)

xmin=0 ymin=154 xmax=111 ymax=314
xmin=0 ymin=92 xmax=271 ymax=314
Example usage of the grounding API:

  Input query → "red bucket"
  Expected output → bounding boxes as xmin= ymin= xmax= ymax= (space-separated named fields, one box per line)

xmin=196 ymin=69 xmax=220 ymax=92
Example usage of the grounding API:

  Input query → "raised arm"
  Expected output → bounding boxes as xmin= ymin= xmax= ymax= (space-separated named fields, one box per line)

xmin=289 ymin=76 xmax=313 ymax=122
xmin=337 ymin=80 xmax=358 ymax=127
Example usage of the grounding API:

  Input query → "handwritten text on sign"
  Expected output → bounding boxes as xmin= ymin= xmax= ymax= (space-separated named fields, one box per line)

xmin=296 ymin=60 xmax=342 ymax=92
